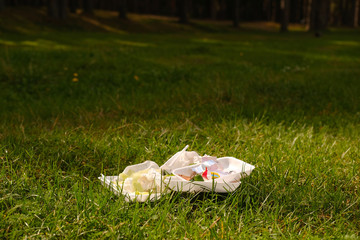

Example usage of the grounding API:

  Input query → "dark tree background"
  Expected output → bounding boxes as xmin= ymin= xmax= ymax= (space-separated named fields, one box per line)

xmin=47 ymin=0 xmax=68 ymax=19
xmin=0 ymin=0 xmax=5 ymax=11
xmin=118 ymin=0 xmax=128 ymax=19
xmin=233 ymin=0 xmax=240 ymax=27
xmin=83 ymin=0 xmax=94 ymax=15
xmin=2 ymin=0 xmax=359 ymax=29
xmin=179 ymin=0 xmax=190 ymax=23
xmin=280 ymin=0 xmax=290 ymax=32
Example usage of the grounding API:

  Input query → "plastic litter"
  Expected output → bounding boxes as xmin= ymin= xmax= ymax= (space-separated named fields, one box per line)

xmin=161 ymin=145 xmax=200 ymax=173
xmin=99 ymin=145 xmax=255 ymax=202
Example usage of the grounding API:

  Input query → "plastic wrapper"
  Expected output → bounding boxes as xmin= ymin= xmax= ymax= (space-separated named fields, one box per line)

xmin=99 ymin=161 xmax=165 ymax=202
xmin=160 ymin=145 xmax=200 ymax=174
xmin=99 ymin=145 xmax=255 ymax=202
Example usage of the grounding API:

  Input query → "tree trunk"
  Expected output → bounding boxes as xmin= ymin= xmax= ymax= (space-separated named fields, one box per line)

xmin=210 ymin=0 xmax=218 ymax=20
xmin=9 ymin=0 xmax=18 ymax=6
xmin=305 ymin=0 xmax=312 ymax=30
xmin=309 ymin=0 xmax=329 ymax=34
xmin=179 ymin=0 xmax=190 ymax=24
xmin=319 ymin=0 xmax=330 ymax=29
xmin=271 ymin=0 xmax=277 ymax=22
xmin=309 ymin=0 xmax=319 ymax=31
xmin=233 ymin=0 xmax=239 ymax=27
xmin=83 ymin=0 xmax=94 ymax=15
xmin=119 ymin=0 xmax=127 ymax=19
xmin=295 ymin=0 xmax=302 ymax=23
xmin=263 ymin=0 xmax=272 ymax=21
xmin=168 ymin=0 xmax=176 ymax=16
xmin=343 ymin=0 xmax=354 ymax=26
xmin=132 ymin=0 xmax=139 ymax=13
xmin=280 ymin=0 xmax=289 ymax=32
xmin=58 ymin=0 xmax=68 ymax=19
xmin=34 ymin=0 xmax=44 ymax=6
xmin=69 ymin=0 xmax=77 ymax=13
xmin=0 ymin=0 xmax=5 ymax=11
xmin=354 ymin=0 xmax=360 ymax=27
xmin=48 ymin=0 xmax=58 ymax=18
xmin=338 ymin=0 xmax=344 ymax=26
xmin=48 ymin=0 xmax=68 ymax=19
xmin=152 ymin=0 xmax=160 ymax=14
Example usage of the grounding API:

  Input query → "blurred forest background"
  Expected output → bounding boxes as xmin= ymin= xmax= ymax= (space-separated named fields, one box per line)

xmin=0 ymin=0 xmax=359 ymax=32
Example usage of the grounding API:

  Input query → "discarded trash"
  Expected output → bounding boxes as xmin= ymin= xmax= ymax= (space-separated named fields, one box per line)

xmin=99 ymin=145 xmax=255 ymax=202
xmin=99 ymin=161 xmax=164 ymax=202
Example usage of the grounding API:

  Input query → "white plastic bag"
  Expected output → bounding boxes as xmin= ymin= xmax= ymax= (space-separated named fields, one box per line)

xmin=160 ymin=145 xmax=200 ymax=174
xmin=99 ymin=145 xmax=256 ymax=202
xmin=100 ymin=161 xmax=163 ymax=202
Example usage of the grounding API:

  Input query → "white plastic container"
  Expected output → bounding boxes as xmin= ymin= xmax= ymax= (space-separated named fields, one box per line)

xmin=169 ymin=157 xmax=255 ymax=191
xmin=163 ymin=177 xmax=242 ymax=193
xmin=98 ymin=161 xmax=164 ymax=202
xmin=99 ymin=174 xmax=163 ymax=202
xmin=99 ymin=147 xmax=256 ymax=201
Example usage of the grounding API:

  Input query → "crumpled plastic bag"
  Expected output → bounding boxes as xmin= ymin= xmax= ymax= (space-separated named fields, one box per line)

xmin=119 ymin=160 xmax=159 ymax=181
xmin=116 ymin=161 xmax=163 ymax=193
xmin=100 ymin=146 xmax=201 ymax=201
xmin=100 ymin=145 xmax=255 ymax=202
xmin=114 ymin=146 xmax=199 ymax=194
xmin=160 ymin=145 xmax=199 ymax=173
xmin=121 ymin=166 xmax=162 ymax=193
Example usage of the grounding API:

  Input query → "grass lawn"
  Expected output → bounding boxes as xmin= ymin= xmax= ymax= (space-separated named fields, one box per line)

xmin=1 ymin=10 xmax=360 ymax=239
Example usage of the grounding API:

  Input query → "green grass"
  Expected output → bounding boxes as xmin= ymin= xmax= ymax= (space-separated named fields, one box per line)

xmin=1 ymin=14 xmax=360 ymax=238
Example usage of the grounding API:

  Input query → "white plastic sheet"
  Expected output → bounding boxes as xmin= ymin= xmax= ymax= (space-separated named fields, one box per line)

xmin=160 ymin=145 xmax=200 ymax=174
xmin=99 ymin=145 xmax=255 ymax=202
